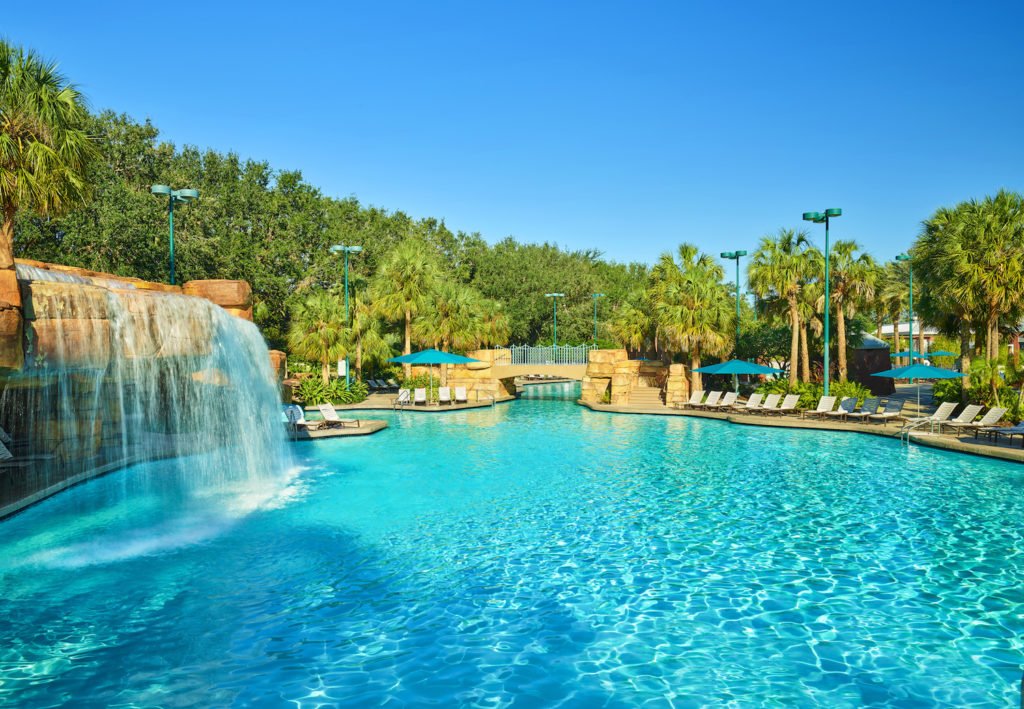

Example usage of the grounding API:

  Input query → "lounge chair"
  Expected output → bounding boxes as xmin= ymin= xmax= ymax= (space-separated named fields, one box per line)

xmin=801 ymin=395 xmax=837 ymax=420
xmin=285 ymin=404 xmax=324 ymax=431
xmin=901 ymin=401 xmax=958 ymax=431
xmin=709 ymin=391 xmax=738 ymax=410
xmin=868 ymin=399 xmax=906 ymax=425
xmin=937 ymin=404 xmax=983 ymax=434
xmin=943 ymin=407 xmax=1006 ymax=437
xmin=765 ymin=393 xmax=800 ymax=416
xmin=823 ymin=397 xmax=857 ymax=421
xmin=843 ymin=397 xmax=881 ymax=422
xmin=753 ymin=393 xmax=782 ymax=415
xmin=317 ymin=403 xmax=360 ymax=428
xmin=979 ymin=421 xmax=1024 ymax=447
xmin=413 ymin=388 xmax=428 ymax=406
xmin=394 ymin=388 xmax=411 ymax=409
xmin=438 ymin=387 xmax=453 ymax=405
xmin=675 ymin=390 xmax=705 ymax=410
xmin=732 ymin=392 xmax=763 ymax=411
xmin=691 ymin=391 xmax=722 ymax=409
xmin=387 ymin=378 xmax=400 ymax=391
xmin=455 ymin=386 xmax=468 ymax=404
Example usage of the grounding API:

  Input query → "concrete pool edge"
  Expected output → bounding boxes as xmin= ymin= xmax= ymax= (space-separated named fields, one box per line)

xmin=577 ymin=400 xmax=1024 ymax=464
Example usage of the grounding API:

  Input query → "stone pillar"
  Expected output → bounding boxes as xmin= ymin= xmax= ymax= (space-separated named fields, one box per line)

xmin=664 ymin=364 xmax=691 ymax=407
xmin=0 ymin=243 xmax=23 ymax=370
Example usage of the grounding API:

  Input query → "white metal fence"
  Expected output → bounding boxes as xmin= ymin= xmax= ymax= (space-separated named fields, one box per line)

xmin=491 ymin=344 xmax=596 ymax=366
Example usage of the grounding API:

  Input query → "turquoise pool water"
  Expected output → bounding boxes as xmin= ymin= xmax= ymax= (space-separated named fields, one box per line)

xmin=1 ymin=383 xmax=1023 ymax=706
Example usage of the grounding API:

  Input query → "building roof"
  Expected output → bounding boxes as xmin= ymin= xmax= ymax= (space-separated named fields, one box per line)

xmin=856 ymin=333 xmax=891 ymax=350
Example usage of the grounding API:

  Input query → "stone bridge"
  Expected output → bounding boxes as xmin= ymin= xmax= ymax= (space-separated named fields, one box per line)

xmin=489 ymin=363 xmax=588 ymax=380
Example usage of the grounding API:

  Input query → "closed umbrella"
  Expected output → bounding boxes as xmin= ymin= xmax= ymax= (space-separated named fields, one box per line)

xmin=388 ymin=349 xmax=481 ymax=401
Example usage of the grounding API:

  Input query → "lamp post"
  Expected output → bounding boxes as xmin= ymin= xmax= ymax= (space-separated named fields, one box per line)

xmin=895 ymin=253 xmax=913 ymax=366
xmin=545 ymin=293 xmax=565 ymax=347
xmin=592 ymin=293 xmax=605 ymax=346
xmin=330 ymin=244 xmax=363 ymax=386
xmin=801 ymin=208 xmax=842 ymax=396
xmin=150 ymin=185 xmax=199 ymax=285
xmin=720 ymin=250 xmax=748 ymax=392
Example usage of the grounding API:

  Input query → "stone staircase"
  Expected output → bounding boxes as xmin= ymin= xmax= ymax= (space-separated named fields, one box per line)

xmin=628 ymin=385 xmax=664 ymax=408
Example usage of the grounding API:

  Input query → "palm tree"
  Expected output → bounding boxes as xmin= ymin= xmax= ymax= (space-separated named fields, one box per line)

xmin=347 ymin=294 xmax=396 ymax=381
xmin=0 ymin=40 xmax=97 ymax=330
xmin=608 ymin=289 xmax=652 ymax=355
xmin=878 ymin=260 xmax=909 ymax=363
xmin=651 ymin=244 xmax=730 ymax=391
xmin=828 ymin=240 xmax=877 ymax=381
xmin=287 ymin=292 xmax=348 ymax=385
xmin=748 ymin=229 xmax=815 ymax=386
xmin=370 ymin=239 xmax=441 ymax=377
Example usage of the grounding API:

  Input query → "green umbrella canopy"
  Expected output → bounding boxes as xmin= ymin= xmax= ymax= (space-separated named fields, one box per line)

xmin=871 ymin=364 xmax=963 ymax=379
xmin=693 ymin=359 xmax=783 ymax=375
xmin=388 ymin=349 xmax=481 ymax=365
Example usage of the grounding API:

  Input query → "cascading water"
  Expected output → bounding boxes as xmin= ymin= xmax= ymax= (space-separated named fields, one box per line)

xmin=0 ymin=266 xmax=291 ymax=560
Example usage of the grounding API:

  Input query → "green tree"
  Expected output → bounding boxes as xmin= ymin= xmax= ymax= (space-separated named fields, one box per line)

xmin=827 ymin=240 xmax=876 ymax=382
xmin=748 ymin=229 xmax=814 ymax=386
xmin=650 ymin=244 xmax=730 ymax=391
xmin=0 ymin=40 xmax=97 ymax=319
xmin=370 ymin=239 xmax=441 ymax=376
xmin=287 ymin=292 xmax=348 ymax=385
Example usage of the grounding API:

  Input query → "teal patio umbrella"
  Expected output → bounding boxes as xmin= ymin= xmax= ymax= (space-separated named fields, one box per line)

xmin=388 ymin=349 xmax=481 ymax=401
xmin=693 ymin=359 xmax=783 ymax=375
xmin=871 ymin=363 xmax=964 ymax=410
xmin=927 ymin=350 xmax=957 ymax=358
xmin=890 ymin=350 xmax=929 ymax=359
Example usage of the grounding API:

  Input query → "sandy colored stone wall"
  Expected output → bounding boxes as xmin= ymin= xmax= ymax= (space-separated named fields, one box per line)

xmin=664 ymin=363 xmax=691 ymax=406
xmin=580 ymin=349 xmax=628 ymax=403
xmin=183 ymin=280 xmax=253 ymax=321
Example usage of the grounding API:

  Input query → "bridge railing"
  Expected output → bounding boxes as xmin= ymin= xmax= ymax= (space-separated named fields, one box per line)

xmin=491 ymin=344 xmax=596 ymax=366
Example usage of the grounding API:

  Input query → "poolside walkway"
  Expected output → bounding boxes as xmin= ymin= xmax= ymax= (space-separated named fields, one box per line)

xmin=314 ymin=393 xmax=516 ymax=413
xmin=581 ymin=384 xmax=1024 ymax=464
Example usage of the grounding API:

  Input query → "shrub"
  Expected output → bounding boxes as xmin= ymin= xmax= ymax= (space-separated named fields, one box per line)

xmin=293 ymin=376 xmax=368 ymax=405
xmin=754 ymin=380 xmax=872 ymax=409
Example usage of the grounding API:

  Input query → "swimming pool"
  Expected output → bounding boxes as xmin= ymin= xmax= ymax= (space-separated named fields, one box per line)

xmin=1 ymin=383 xmax=1022 ymax=706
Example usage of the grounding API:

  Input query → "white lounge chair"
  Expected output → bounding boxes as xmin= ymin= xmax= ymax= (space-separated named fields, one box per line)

xmin=801 ymin=395 xmax=837 ymax=420
xmin=709 ymin=391 xmax=738 ymax=410
xmin=944 ymin=407 xmax=1006 ymax=436
xmin=901 ymin=401 xmax=957 ymax=431
xmin=317 ymin=403 xmax=360 ymax=428
xmin=691 ymin=391 xmax=722 ymax=409
xmin=394 ymin=388 xmax=411 ymax=409
xmin=732 ymin=392 xmax=763 ymax=411
xmin=937 ymin=404 xmax=983 ymax=434
xmin=868 ymin=399 xmax=906 ymax=425
xmin=454 ymin=386 xmax=468 ymax=404
xmin=765 ymin=393 xmax=800 ymax=416
xmin=753 ymin=393 xmax=782 ymax=415
xmin=675 ymin=390 xmax=705 ymax=410
xmin=438 ymin=387 xmax=453 ymax=405
xmin=285 ymin=405 xmax=323 ymax=431
xmin=823 ymin=397 xmax=858 ymax=421
xmin=413 ymin=388 xmax=428 ymax=406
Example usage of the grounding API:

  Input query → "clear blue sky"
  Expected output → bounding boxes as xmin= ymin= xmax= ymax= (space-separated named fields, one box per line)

xmin=7 ymin=1 xmax=1023 ymax=267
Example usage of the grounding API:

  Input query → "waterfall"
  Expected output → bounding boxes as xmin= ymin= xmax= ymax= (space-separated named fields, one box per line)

xmin=0 ymin=269 xmax=290 ymax=535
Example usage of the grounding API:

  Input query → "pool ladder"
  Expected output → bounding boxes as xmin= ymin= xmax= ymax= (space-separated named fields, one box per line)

xmin=900 ymin=418 xmax=937 ymax=445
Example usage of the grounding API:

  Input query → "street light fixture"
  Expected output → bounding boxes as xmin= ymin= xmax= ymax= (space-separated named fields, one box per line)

xmin=802 ymin=207 xmax=842 ymax=396
xmin=720 ymin=250 xmax=748 ymax=392
xmin=150 ymin=184 xmax=199 ymax=285
xmin=545 ymin=293 xmax=565 ymax=347
xmin=592 ymin=293 xmax=605 ymax=346
xmin=895 ymin=253 xmax=913 ymax=366
xmin=330 ymin=244 xmax=363 ymax=386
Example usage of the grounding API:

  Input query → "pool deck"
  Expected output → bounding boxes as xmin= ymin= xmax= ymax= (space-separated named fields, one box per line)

xmin=578 ymin=400 xmax=1024 ymax=464
xmin=286 ymin=419 xmax=388 ymax=441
